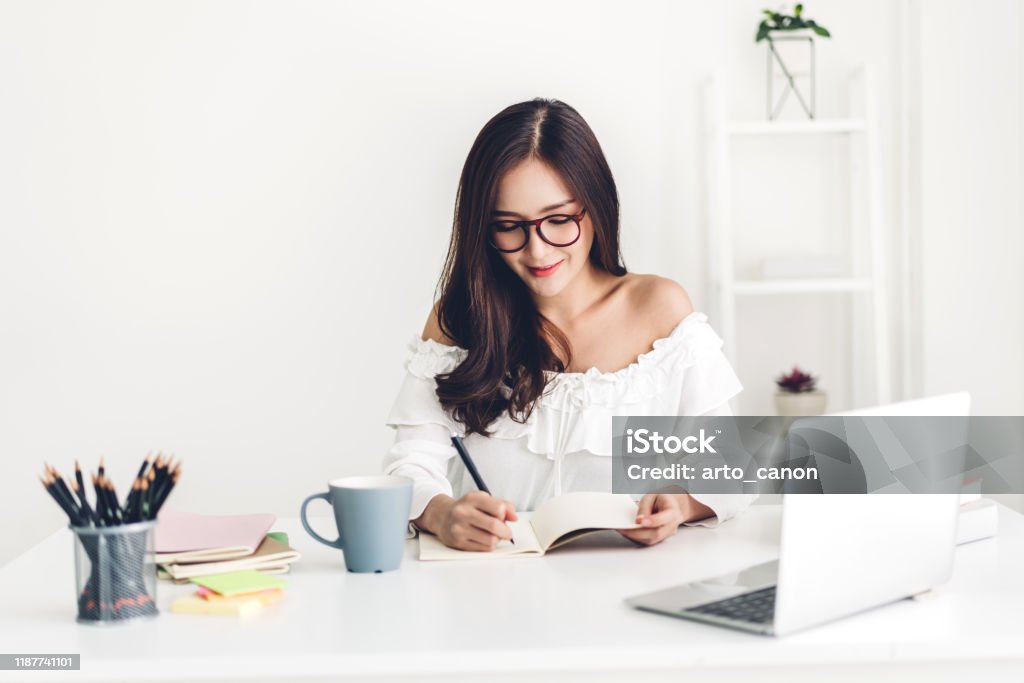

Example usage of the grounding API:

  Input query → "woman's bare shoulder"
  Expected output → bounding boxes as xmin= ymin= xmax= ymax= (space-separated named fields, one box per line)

xmin=624 ymin=273 xmax=695 ymax=338
xmin=420 ymin=302 xmax=458 ymax=346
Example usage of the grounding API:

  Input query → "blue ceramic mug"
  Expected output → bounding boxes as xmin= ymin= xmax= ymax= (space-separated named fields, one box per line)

xmin=300 ymin=475 xmax=412 ymax=573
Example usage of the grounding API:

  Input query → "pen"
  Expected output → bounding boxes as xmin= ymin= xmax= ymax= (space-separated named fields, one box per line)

xmin=450 ymin=432 xmax=514 ymax=544
xmin=450 ymin=432 xmax=490 ymax=493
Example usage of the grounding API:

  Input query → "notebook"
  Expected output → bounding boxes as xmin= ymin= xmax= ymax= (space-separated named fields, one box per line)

xmin=154 ymin=508 xmax=276 ymax=564
xmin=418 ymin=492 xmax=642 ymax=560
xmin=158 ymin=533 xmax=301 ymax=580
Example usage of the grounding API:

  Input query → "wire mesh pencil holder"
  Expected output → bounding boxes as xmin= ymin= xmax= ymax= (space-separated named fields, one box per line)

xmin=71 ymin=520 xmax=158 ymax=624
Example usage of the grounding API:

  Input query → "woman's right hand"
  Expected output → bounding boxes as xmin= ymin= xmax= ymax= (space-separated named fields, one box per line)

xmin=417 ymin=492 xmax=518 ymax=551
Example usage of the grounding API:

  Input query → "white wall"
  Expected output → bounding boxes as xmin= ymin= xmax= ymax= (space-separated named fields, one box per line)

xmin=1 ymin=1 xmax=1021 ymax=565
xmin=917 ymin=0 xmax=1023 ymax=416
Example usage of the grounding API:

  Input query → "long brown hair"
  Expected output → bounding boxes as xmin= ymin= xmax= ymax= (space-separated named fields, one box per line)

xmin=434 ymin=98 xmax=627 ymax=436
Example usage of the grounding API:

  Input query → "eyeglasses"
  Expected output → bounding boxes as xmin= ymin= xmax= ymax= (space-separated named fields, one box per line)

xmin=487 ymin=207 xmax=587 ymax=253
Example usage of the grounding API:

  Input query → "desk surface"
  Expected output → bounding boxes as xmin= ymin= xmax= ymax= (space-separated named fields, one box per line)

xmin=2 ymin=504 xmax=1023 ymax=682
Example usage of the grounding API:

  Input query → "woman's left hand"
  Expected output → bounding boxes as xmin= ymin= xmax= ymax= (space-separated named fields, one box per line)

xmin=618 ymin=493 xmax=710 ymax=546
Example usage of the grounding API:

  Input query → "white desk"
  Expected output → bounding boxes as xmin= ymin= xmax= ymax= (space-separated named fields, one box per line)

xmin=2 ymin=505 xmax=1023 ymax=683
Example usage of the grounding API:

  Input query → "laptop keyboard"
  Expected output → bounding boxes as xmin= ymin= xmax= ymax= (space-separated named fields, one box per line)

xmin=686 ymin=585 xmax=777 ymax=624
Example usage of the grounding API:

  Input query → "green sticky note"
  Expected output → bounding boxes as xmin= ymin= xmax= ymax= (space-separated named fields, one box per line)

xmin=190 ymin=570 xmax=288 ymax=596
xmin=266 ymin=531 xmax=289 ymax=545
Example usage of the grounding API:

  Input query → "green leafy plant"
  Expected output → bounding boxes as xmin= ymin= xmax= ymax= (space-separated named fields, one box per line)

xmin=756 ymin=4 xmax=831 ymax=42
xmin=775 ymin=366 xmax=819 ymax=393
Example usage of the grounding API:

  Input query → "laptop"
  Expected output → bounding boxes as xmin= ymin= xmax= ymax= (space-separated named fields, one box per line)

xmin=625 ymin=392 xmax=970 ymax=636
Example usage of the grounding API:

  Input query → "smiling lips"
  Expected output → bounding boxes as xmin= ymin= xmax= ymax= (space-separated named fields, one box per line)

xmin=526 ymin=260 xmax=564 ymax=278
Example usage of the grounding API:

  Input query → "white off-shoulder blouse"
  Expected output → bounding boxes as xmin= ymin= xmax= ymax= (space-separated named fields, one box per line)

xmin=382 ymin=311 xmax=756 ymax=528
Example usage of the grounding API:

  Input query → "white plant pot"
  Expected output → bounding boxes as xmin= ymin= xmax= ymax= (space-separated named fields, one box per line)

xmin=774 ymin=390 xmax=827 ymax=416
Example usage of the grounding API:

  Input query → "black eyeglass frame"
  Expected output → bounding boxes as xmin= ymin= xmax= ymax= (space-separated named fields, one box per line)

xmin=486 ymin=207 xmax=588 ymax=253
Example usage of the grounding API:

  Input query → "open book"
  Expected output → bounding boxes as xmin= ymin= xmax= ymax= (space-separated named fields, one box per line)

xmin=418 ymin=492 xmax=642 ymax=560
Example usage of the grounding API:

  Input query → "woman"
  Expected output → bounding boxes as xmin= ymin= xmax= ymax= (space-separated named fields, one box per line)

xmin=383 ymin=98 xmax=755 ymax=551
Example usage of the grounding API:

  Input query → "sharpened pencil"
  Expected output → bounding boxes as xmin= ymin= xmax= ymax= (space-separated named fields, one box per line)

xmin=71 ymin=480 xmax=97 ymax=525
xmin=41 ymin=475 xmax=79 ymax=524
xmin=151 ymin=462 xmax=179 ymax=517
xmin=41 ymin=452 xmax=182 ymax=526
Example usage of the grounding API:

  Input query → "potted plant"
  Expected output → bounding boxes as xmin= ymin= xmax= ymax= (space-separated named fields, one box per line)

xmin=755 ymin=4 xmax=831 ymax=43
xmin=756 ymin=4 xmax=832 ymax=120
xmin=774 ymin=366 xmax=827 ymax=416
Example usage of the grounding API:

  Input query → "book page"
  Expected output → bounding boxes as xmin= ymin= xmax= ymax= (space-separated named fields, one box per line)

xmin=417 ymin=514 xmax=544 ymax=561
xmin=529 ymin=493 xmax=641 ymax=551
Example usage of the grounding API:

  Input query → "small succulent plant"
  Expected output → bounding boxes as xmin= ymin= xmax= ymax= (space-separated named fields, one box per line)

xmin=775 ymin=366 xmax=818 ymax=393
xmin=756 ymin=4 xmax=832 ymax=42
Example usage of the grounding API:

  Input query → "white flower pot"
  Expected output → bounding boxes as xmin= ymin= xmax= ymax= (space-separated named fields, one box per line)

xmin=774 ymin=390 xmax=827 ymax=416
xmin=765 ymin=28 xmax=817 ymax=119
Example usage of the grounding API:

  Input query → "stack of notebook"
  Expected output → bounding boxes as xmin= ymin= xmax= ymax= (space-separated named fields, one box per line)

xmin=154 ymin=508 xmax=301 ymax=582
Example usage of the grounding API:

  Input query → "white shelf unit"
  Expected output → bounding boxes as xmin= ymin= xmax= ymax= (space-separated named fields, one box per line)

xmin=707 ymin=66 xmax=892 ymax=412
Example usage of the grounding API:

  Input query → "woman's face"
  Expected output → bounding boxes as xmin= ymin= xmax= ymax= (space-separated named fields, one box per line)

xmin=490 ymin=158 xmax=593 ymax=300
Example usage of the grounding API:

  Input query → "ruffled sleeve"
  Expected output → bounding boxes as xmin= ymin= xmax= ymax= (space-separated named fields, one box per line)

xmin=674 ymin=313 xmax=744 ymax=416
xmin=382 ymin=337 xmax=468 ymax=521
xmin=384 ymin=337 xmax=467 ymax=432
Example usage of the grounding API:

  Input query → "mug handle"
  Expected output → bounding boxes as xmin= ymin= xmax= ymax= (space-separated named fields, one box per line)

xmin=300 ymin=492 xmax=344 ymax=549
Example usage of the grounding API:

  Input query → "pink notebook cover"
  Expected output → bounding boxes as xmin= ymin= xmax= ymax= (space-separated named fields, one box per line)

xmin=155 ymin=508 xmax=276 ymax=553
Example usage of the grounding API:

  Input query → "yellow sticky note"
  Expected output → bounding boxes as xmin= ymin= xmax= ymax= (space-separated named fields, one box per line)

xmin=171 ymin=595 xmax=263 ymax=618
xmin=189 ymin=570 xmax=288 ymax=596
xmin=202 ymin=588 xmax=283 ymax=606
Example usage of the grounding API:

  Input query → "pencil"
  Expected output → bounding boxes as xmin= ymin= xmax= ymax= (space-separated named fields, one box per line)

xmin=100 ymin=475 xmax=113 ymax=524
xmin=40 ymin=453 xmax=184 ymax=526
xmin=74 ymin=461 xmax=86 ymax=496
xmin=73 ymin=462 xmax=98 ymax=525
xmin=71 ymin=480 xmax=97 ymax=526
xmin=139 ymin=477 xmax=150 ymax=520
xmin=136 ymin=453 xmax=151 ymax=481
xmin=105 ymin=478 xmax=122 ymax=524
xmin=92 ymin=473 xmax=107 ymax=525
xmin=125 ymin=478 xmax=141 ymax=523
xmin=71 ymin=464 xmax=96 ymax=524
xmin=47 ymin=464 xmax=74 ymax=506
xmin=43 ymin=474 xmax=77 ymax=522
xmin=122 ymin=475 xmax=135 ymax=515
xmin=153 ymin=454 xmax=168 ymax=496
xmin=48 ymin=466 xmax=83 ymax=525
xmin=150 ymin=463 xmax=179 ymax=518
xmin=144 ymin=464 xmax=158 ymax=518
xmin=41 ymin=475 xmax=79 ymax=524
xmin=149 ymin=454 xmax=164 ymax=499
